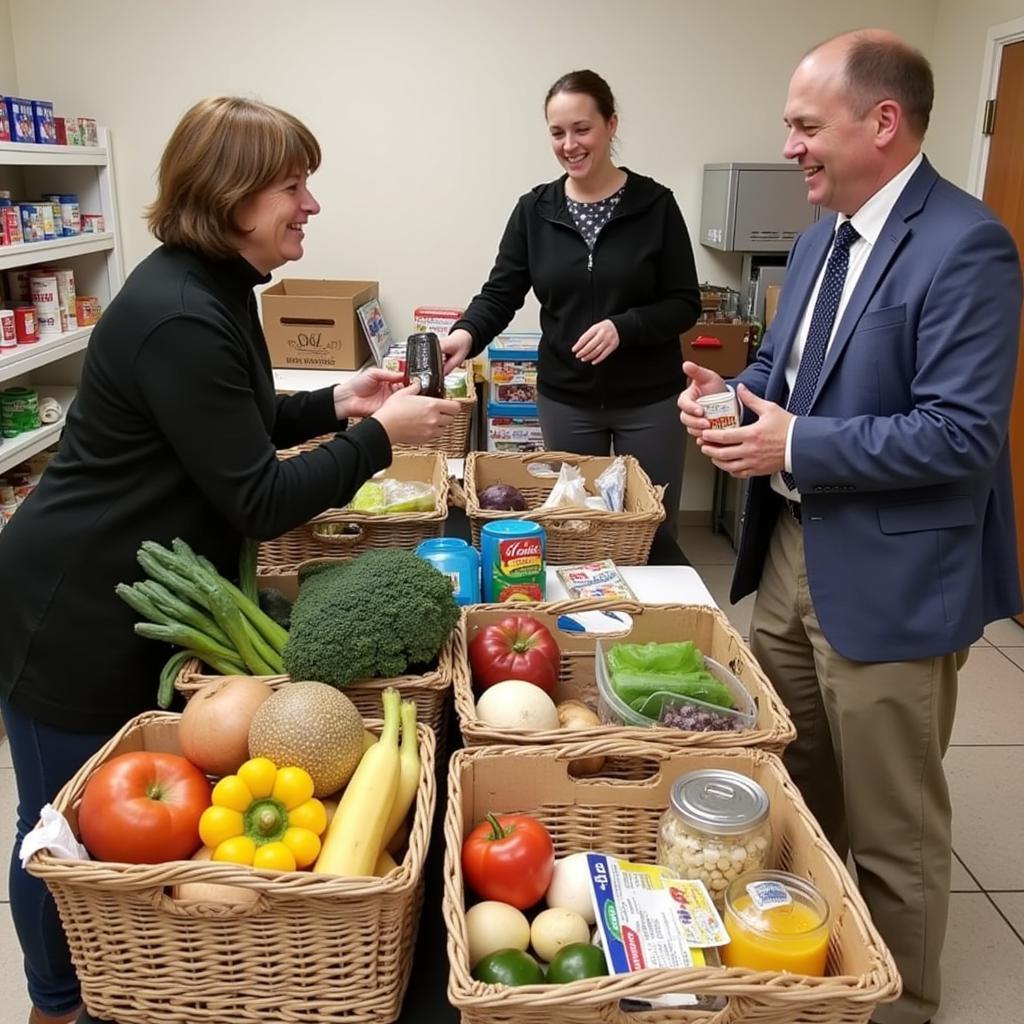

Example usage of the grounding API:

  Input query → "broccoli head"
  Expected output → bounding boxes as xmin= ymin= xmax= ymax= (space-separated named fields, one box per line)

xmin=282 ymin=548 xmax=460 ymax=686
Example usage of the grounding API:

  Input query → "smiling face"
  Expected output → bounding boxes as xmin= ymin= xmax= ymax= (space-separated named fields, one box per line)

xmin=782 ymin=47 xmax=885 ymax=216
xmin=546 ymin=91 xmax=617 ymax=185
xmin=234 ymin=170 xmax=320 ymax=273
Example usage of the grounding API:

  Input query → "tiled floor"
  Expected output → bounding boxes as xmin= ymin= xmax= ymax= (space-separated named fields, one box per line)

xmin=1 ymin=525 xmax=1022 ymax=1022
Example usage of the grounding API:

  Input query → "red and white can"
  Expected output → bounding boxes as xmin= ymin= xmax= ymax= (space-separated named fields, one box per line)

xmin=696 ymin=390 xmax=742 ymax=430
xmin=0 ymin=309 xmax=16 ymax=348
xmin=14 ymin=305 xmax=38 ymax=343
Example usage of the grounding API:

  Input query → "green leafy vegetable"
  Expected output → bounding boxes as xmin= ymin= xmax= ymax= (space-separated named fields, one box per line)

xmin=607 ymin=641 xmax=734 ymax=713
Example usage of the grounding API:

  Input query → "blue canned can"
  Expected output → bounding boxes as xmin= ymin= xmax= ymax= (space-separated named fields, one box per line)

xmin=414 ymin=537 xmax=481 ymax=606
xmin=480 ymin=519 xmax=546 ymax=603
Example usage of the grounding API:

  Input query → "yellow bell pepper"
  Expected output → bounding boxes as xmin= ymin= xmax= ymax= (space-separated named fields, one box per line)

xmin=199 ymin=759 xmax=325 ymax=872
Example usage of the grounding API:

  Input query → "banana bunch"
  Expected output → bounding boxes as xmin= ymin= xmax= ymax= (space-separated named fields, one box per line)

xmin=313 ymin=688 xmax=420 ymax=877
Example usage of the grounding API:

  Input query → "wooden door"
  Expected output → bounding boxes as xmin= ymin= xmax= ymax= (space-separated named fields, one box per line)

xmin=981 ymin=40 xmax=1024 ymax=624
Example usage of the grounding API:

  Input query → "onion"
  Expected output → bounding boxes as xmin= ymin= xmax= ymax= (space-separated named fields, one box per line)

xmin=556 ymin=700 xmax=605 ymax=775
xmin=545 ymin=852 xmax=596 ymax=924
xmin=179 ymin=676 xmax=273 ymax=776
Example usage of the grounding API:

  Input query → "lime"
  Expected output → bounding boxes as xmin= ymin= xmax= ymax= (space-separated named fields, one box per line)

xmin=472 ymin=947 xmax=545 ymax=987
xmin=545 ymin=942 xmax=609 ymax=983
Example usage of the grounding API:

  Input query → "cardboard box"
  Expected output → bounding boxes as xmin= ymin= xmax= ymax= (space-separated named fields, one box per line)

xmin=680 ymin=322 xmax=752 ymax=378
xmin=261 ymin=279 xmax=376 ymax=370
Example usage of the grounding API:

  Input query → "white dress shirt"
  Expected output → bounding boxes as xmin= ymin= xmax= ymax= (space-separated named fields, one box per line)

xmin=771 ymin=152 xmax=923 ymax=501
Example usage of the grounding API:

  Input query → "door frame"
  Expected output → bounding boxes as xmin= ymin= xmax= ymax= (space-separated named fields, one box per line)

xmin=967 ymin=15 xmax=1024 ymax=199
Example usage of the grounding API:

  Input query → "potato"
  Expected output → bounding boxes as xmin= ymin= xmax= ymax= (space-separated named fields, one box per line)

xmin=465 ymin=901 xmax=531 ymax=967
xmin=556 ymin=700 xmax=606 ymax=775
xmin=530 ymin=907 xmax=591 ymax=963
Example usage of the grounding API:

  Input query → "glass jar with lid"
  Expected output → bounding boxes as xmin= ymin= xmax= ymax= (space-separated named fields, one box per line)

xmin=656 ymin=768 xmax=772 ymax=900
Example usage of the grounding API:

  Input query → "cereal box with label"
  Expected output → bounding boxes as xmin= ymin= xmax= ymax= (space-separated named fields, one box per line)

xmin=413 ymin=306 xmax=463 ymax=339
xmin=488 ymin=332 xmax=539 ymax=405
xmin=486 ymin=401 xmax=544 ymax=453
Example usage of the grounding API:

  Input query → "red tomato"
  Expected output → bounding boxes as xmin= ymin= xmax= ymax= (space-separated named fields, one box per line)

xmin=469 ymin=615 xmax=560 ymax=694
xmin=78 ymin=751 xmax=210 ymax=864
xmin=461 ymin=812 xmax=555 ymax=909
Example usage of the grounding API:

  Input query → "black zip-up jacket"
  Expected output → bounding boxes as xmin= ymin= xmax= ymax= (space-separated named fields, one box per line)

xmin=452 ymin=169 xmax=701 ymax=408
xmin=0 ymin=245 xmax=391 ymax=731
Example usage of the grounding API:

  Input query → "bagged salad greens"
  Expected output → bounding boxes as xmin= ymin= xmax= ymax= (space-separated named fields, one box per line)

xmin=607 ymin=641 xmax=734 ymax=716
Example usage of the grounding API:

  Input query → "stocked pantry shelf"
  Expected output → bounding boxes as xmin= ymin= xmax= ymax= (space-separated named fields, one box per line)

xmin=0 ymin=140 xmax=108 ymax=167
xmin=0 ymin=326 xmax=93 ymax=384
xmin=0 ymin=385 xmax=75 ymax=474
xmin=0 ymin=233 xmax=114 ymax=272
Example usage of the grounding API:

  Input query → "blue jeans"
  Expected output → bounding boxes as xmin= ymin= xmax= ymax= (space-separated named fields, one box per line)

xmin=1 ymin=698 xmax=112 ymax=1016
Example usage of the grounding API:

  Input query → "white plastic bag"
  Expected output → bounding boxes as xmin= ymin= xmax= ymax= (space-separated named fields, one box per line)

xmin=539 ymin=463 xmax=592 ymax=510
xmin=595 ymin=457 xmax=627 ymax=513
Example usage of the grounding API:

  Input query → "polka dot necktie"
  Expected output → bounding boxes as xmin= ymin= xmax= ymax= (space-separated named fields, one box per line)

xmin=781 ymin=220 xmax=860 ymax=491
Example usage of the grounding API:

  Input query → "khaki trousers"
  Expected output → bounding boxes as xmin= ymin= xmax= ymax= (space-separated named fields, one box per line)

xmin=750 ymin=512 xmax=962 ymax=1024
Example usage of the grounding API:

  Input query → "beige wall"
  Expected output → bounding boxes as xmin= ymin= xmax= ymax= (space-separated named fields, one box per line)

xmin=0 ymin=0 xmax=16 ymax=93
xmin=5 ymin=0 xmax=945 ymax=513
xmin=927 ymin=0 xmax=1024 ymax=190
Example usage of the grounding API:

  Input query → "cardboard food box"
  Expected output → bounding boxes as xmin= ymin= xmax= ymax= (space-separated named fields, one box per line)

xmin=261 ymin=279 xmax=376 ymax=370
xmin=680 ymin=321 xmax=752 ymax=379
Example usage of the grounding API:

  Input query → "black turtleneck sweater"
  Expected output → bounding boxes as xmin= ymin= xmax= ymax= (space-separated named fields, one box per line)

xmin=0 ymin=245 xmax=391 ymax=731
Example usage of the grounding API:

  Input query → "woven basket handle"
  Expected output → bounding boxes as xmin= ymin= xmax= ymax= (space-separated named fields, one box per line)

xmin=150 ymin=888 xmax=271 ymax=918
xmin=310 ymin=523 xmax=365 ymax=546
xmin=545 ymin=517 xmax=600 ymax=536
xmin=604 ymin=996 xmax=738 ymax=1024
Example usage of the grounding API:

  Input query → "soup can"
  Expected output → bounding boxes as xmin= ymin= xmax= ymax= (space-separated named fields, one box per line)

xmin=1 ymin=386 xmax=41 ymax=437
xmin=480 ymin=519 xmax=546 ymax=603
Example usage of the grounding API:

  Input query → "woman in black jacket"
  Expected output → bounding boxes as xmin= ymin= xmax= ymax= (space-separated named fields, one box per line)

xmin=442 ymin=69 xmax=701 ymax=534
xmin=0 ymin=97 xmax=457 ymax=1024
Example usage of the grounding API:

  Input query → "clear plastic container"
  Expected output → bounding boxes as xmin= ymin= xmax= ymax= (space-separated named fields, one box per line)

xmin=594 ymin=639 xmax=757 ymax=731
xmin=656 ymin=769 xmax=772 ymax=900
xmin=721 ymin=870 xmax=831 ymax=976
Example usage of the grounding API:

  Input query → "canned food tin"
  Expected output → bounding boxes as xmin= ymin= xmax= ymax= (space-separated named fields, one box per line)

xmin=80 ymin=213 xmax=105 ymax=234
xmin=1 ymin=206 xmax=22 ymax=246
xmin=0 ymin=309 xmax=16 ymax=347
xmin=14 ymin=306 xmax=38 ymax=342
xmin=59 ymin=195 xmax=80 ymax=235
xmin=1 ymin=386 xmax=41 ymax=437
xmin=696 ymin=390 xmax=741 ymax=430
xmin=480 ymin=519 xmax=546 ymax=603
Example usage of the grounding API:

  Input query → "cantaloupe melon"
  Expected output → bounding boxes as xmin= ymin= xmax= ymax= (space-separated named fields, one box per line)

xmin=248 ymin=681 xmax=364 ymax=797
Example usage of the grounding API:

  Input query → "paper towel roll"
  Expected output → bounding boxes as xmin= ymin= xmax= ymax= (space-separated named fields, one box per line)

xmin=38 ymin=396 xmax=62 ymax=424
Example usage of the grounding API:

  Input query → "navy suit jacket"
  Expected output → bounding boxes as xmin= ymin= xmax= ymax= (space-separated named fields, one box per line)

xmin=731 ymin=157 xmax=1023 ymax=662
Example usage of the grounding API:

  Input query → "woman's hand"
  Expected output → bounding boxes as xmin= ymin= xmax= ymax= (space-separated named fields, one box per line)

xmin=333 ymin=368 xmax=404 ymax=420
xmin=441 ymin=329 xmax=473 ymax=375
xmin=572 ymin=319 xmax=620 ymax=364
xmin=371 ymin=382 xmax=461 ymax=446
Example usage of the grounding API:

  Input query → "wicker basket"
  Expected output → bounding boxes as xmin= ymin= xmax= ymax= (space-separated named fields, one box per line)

xmin=27 ymin=710 xmax=436 ymax=1024
xmin=297 ymin=368 xmax=477 ymax=459
xmin=455 ymin=600 xmax=795 ymax=755
xmin=174 ymin=615 xmax=467 ymax=741
xmin=259 ymin=449 xmax=449 ymax=570
xmin=453 ymin=451 xmax=666 ymax=565
xmin=443 ymin=741 xmax=900 ymax=1024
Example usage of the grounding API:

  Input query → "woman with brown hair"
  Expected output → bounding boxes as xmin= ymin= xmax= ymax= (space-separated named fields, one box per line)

xmin=443 ymin=70 xmax=700 ymax=537
xmin=0 ymin=96 xmax=457 ymax=1024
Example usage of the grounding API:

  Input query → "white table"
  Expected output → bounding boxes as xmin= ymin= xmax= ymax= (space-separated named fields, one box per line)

xmin=545 ymin=565 xmax=717 ymax=607
xmin=272 ymin=364 xmax=370 ymax=394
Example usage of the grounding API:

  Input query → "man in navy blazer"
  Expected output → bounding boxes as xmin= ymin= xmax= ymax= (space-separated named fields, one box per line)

xmin=680 ymin=29 xmax=1021 ymax=1024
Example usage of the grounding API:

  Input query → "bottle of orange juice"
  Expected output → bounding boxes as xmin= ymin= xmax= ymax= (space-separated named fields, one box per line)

xmin=720 ymin=870 xmax=831 ymax=976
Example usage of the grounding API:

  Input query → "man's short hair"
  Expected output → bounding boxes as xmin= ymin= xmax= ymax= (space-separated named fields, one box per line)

xmin=844 ymin=36 xmax=934 ymax=138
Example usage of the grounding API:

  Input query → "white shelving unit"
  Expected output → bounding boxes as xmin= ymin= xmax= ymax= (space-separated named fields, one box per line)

xmin=0 ymin=129 xmax=123 ymax=476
